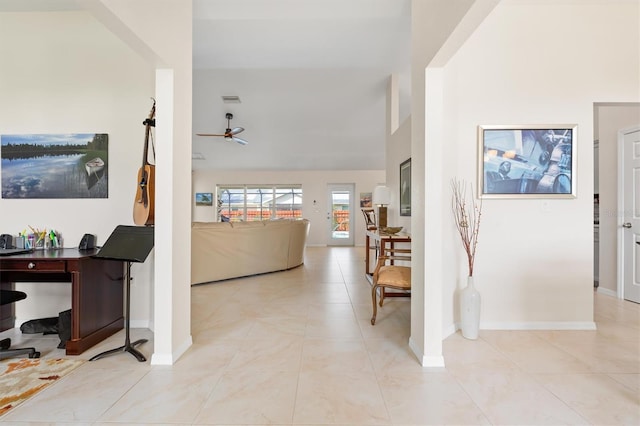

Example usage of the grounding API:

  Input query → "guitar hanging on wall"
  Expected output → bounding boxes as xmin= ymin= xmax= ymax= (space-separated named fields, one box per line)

xmin=133 ymin=99 xmax=156 ymax=226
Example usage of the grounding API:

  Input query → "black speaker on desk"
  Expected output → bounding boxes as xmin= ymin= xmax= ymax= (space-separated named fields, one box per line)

xmin=0 ymin=234 xmax=13 ymax=249
xmin=78 ymin=234 xmax=95 ymax=250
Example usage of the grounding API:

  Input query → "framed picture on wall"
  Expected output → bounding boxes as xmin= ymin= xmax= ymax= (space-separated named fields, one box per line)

xmin=1 ymin=133 xmax=109 ymax=199
xmin=195 ymin=192 xmax=213 ymax=206
xmin=478 ymin=124 xmax=577 ymax=198
xmin=400 ymin=158 xmax=411 ymax=216
xmin=360 ymin=192 xmax=372 ymax=207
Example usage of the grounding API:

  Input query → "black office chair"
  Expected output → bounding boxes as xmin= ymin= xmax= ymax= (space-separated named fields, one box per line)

xmin=0 ymin=289 xmax=40 ymax=359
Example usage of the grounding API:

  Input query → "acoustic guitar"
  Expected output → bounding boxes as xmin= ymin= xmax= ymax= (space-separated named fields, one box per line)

xmin=133 ymin=100 xmax=156 ymax=226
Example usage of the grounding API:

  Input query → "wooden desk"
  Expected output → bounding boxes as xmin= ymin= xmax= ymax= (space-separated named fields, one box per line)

xmin=0 ymin=248 xmax=124 ymax=355
xmin=365 ymin=230 xmax=411 ymax=276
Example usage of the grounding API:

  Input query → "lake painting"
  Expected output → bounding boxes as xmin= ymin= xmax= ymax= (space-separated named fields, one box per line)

xmin=1 ymin=133 xmax=108 ymax=199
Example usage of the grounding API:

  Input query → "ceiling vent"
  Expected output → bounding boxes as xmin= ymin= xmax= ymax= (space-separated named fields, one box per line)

xmin=221 ymin=95 xmax=241 ymax=103
xmin=192 ymin=152 xmax=205 ymax=160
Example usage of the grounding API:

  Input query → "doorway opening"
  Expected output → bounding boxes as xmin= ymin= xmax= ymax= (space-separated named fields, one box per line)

xmin=327 ymin=183 xmax=354 ymax=246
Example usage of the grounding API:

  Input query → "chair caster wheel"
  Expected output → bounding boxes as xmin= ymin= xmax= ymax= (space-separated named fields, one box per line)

xmin=370 ymin=318 xmax=376 ymax=325
xmin=29 ymin=352 xmax=41 ymax=358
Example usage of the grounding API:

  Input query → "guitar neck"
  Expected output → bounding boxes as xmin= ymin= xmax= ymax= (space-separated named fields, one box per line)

xmin=141 ymin=133 xmax=151 ymax=166
xmin=141 ymin=103 xmax=155 ymax=166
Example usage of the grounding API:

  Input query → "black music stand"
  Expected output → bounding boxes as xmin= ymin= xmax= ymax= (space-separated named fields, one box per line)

xmin=90 ymin=225 xmax=154 ymax=362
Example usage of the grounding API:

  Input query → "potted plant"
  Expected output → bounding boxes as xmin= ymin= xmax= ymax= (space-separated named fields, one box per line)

xmin=451 ymin=178 xmax=483 ymax=339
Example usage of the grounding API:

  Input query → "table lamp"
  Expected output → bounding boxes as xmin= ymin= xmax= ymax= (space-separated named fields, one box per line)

xmin=373 ymin=185 xmax=391 ymax=228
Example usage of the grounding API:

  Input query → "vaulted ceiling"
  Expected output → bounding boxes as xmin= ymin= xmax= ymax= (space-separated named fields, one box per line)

xmin=1 ymin=0 xmax=412 ymax=170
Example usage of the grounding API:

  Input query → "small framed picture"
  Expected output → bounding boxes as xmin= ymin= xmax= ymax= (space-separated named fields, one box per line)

xmin=195 ymin=192 xmax=213 ymax=206
xmin=360 ymin=192 xmax=372 ymax=207
xmin=478 ymin=125 xmax=577 ymax=198
xmin=400 ymin=158 xmax=411 ymax=216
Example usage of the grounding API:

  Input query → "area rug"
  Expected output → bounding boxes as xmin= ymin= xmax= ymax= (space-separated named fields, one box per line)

xmin=0 ymin=357 xmax=84 ymax=417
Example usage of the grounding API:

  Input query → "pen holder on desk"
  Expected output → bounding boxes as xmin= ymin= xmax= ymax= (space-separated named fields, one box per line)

xmin=34 ymin=236 xmax=45 ymax=250
xmin=22 ymin=228 xmax=62 ymax=249
xmin=25 ymin=233 xmax=45 ymax=249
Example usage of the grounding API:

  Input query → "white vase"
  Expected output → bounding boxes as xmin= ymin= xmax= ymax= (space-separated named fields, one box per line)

xmin=460 ymin=276 xmax=481 ymax=339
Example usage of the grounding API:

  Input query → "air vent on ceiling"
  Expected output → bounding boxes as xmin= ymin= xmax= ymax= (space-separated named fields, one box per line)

xmin=192 ymin=152 xmax=205 ymax=160
xmin=221 ymin=95 xmax=241 ymax=103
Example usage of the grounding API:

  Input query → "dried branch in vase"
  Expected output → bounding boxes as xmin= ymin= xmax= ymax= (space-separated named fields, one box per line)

xmin=451 ymin=178 xmax=483 ymax=277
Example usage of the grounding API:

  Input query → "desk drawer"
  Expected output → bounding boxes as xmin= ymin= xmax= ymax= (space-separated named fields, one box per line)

xmin=0 ymin=260 xmax=66 ymax=272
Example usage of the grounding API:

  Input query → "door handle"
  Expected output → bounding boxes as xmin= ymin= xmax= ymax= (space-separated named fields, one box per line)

xmin=622 ymin=222 xmax=632 ymax=229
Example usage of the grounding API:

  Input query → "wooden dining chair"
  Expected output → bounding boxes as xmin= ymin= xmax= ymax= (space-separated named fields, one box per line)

xmin=361 ymin=208 xmax=377 ymax=230
xmin=362 ymin=208 xmax=379 ymax=258
xmin=370 ymin=247 xmax=411 ymax=325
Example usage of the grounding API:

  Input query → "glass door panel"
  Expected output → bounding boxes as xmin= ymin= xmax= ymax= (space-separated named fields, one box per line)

xmin=328 ymin=184 xmax=354 ymax=246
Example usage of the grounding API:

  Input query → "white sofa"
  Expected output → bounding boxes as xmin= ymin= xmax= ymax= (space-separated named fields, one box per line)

xmin=191 ymin=219 xmax=310 ymax=285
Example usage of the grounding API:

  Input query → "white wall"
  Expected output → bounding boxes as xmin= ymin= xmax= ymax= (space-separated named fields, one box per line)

xmin=192 ymin=169 xmax=384 ymax=246
xmin=6 ymin=0 xmax=637 ymax=366
xmin=0 ymin=11 xmax=155 ymax=324
xmin=410 ymin=0 xmax=485 ymax=366
xmin=440 ymin=0 xmax=640 ymax=330
xmin=90 ymin=0 xmax=194 ymax=365
xmin=595 ymin=104 xmax=640 ymax=294
xmin=386 ymin=117 xmax=412 ymax=233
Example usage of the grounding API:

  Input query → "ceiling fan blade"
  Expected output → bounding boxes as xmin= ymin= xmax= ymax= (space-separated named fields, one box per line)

xmin=199 ymin=115 xmax=246 ymax=141
xmin=232 ymin=136 xmax=249 ymax=145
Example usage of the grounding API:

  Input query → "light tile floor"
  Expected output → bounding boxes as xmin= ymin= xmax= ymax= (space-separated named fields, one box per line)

xmin=1 ymin=246 xmax=638 ymax=425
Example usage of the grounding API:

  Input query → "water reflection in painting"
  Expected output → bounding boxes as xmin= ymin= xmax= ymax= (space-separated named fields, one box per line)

xmin=1 ymin=133 xmax=108 ymax=198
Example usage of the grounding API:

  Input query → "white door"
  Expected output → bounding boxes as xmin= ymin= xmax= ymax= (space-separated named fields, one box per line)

xmin=620 ymin=127 xmax=640 ymax=303
xmin=327 ymin=184 xmax=354 ymax=246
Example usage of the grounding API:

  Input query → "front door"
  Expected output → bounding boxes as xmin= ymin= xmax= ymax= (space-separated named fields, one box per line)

xmin=327 ymin=184 xmax=354 ymax=246
xmin=621 ymin=127 xmax=640 ymax=303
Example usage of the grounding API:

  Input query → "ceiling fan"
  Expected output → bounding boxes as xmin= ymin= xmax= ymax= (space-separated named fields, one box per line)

xmin=196 ymin=113 xmax=248 ymax=145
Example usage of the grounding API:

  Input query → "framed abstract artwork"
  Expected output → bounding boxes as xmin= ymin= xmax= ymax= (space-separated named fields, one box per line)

xmin=478 ymin=125 xmax=576 ymax=198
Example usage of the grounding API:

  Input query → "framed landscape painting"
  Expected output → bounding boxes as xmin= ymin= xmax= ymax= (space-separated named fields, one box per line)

xmin=1 ymin=133 xmax=108 ymax=199
xmin=478 ymin=124 xmax=576 ymax=198
xmin=195 ymin=192 xmax=213 ymax=206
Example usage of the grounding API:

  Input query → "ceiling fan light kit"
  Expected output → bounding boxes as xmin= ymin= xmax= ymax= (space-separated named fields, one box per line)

xmin=196 ymin=112 xmax=249 ymax=145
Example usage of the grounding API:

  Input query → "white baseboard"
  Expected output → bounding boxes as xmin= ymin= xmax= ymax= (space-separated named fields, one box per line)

xmin=480 ymin=321 xmax=597 ymax=330
xmin=130 ymin=319 xmax=150 ymax=329
xmin=596 ymin=287 xmax=618 ymax=298
xmin=409 ymin=336 xmax=446 ymax=368
xmin=443 ymin=324 xmax=457 ymax=339
xmin=150 ymin=335 xmax=193 ymax=365
xmin=448 ymin=320 xmax=597 ymax=332
xmin=150 ymin=352 xmax=173 ymax=365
